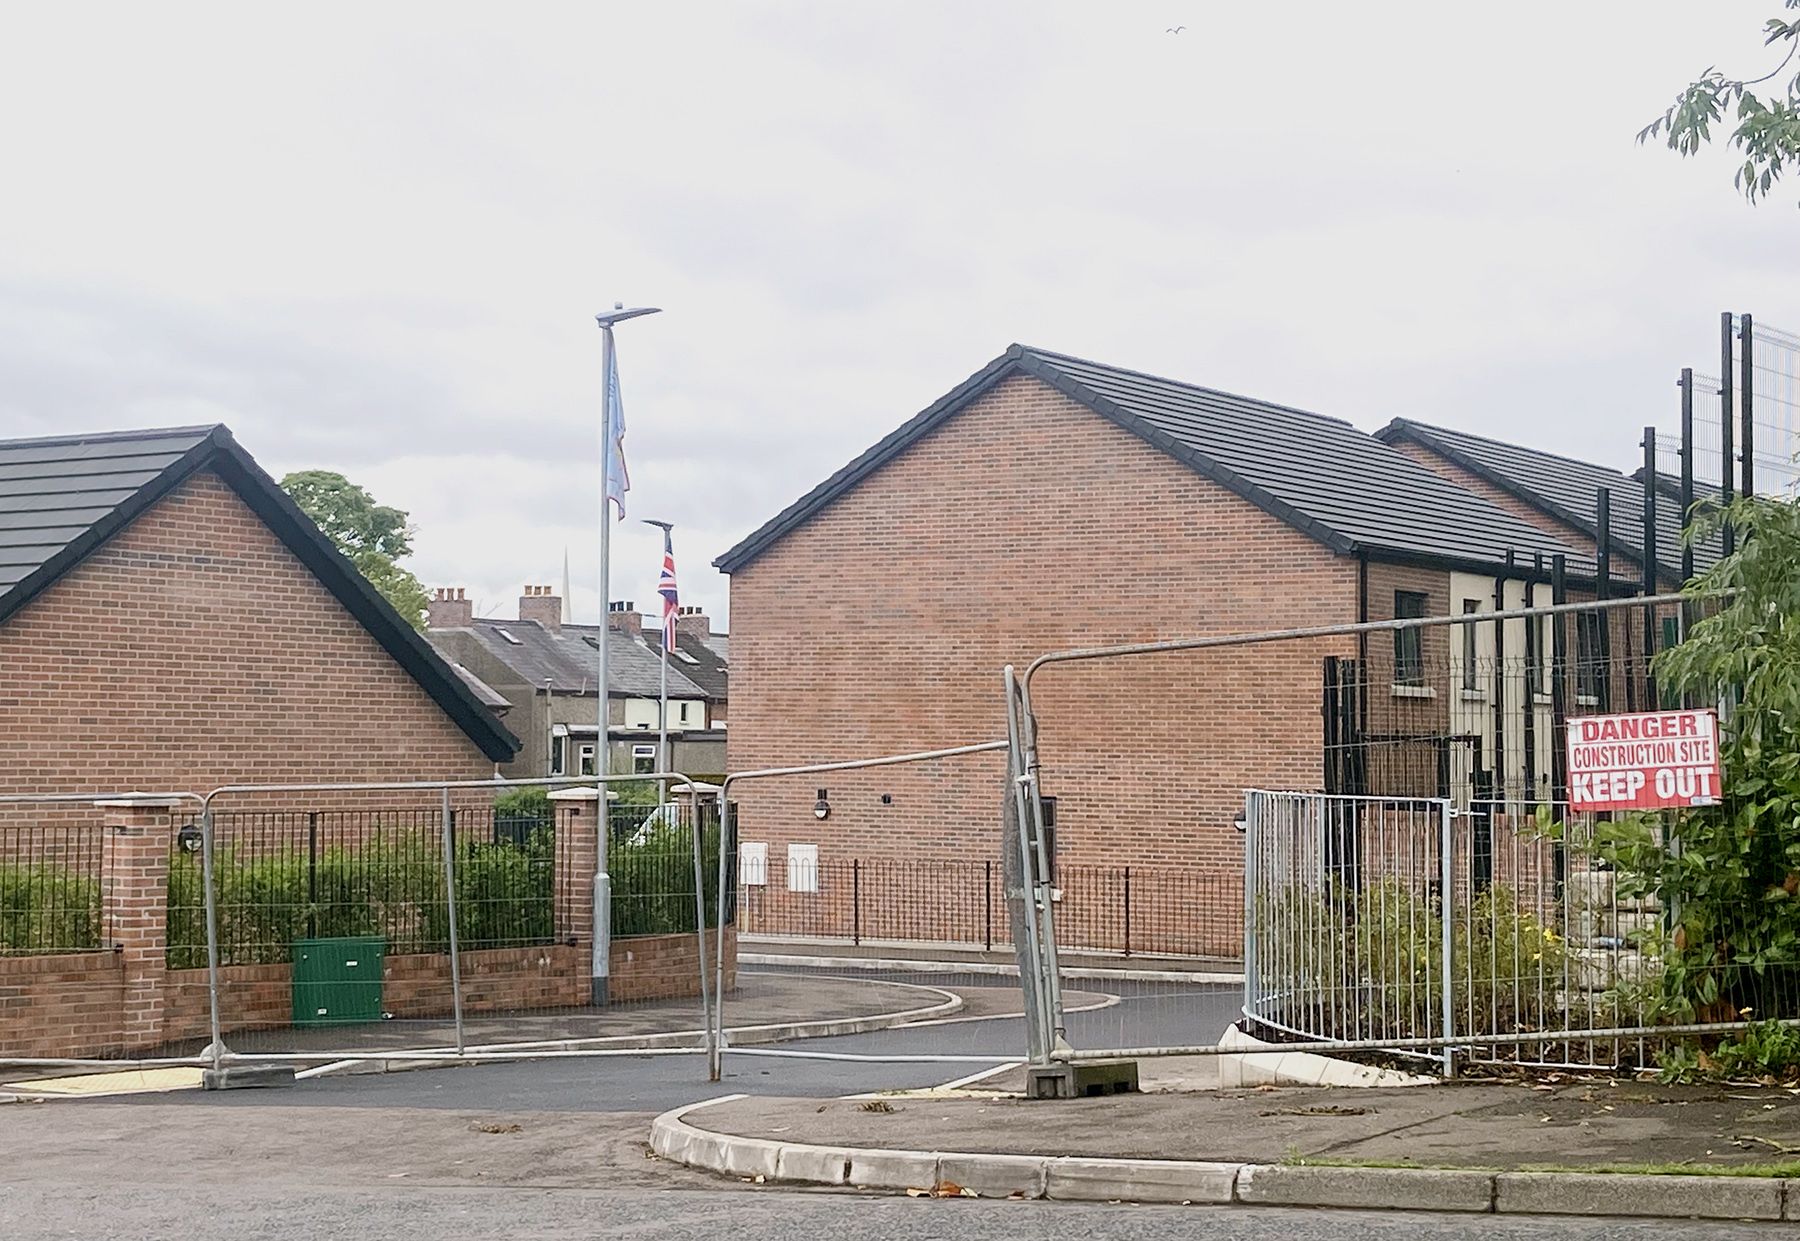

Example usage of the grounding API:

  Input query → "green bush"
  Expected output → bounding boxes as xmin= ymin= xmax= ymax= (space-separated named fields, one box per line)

xmin=166 ymin=826 xmax=556 ymax=966
xmin=0 ymin=863 xmax=100 ymax=955
xmin=611 ymin=820 xmax=724 ymax=938
xmin=493 ymin=787 xmax=551 ymax=818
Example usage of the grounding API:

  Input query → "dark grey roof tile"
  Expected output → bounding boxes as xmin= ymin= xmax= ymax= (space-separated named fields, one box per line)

xmin=1378 ymin=419 xmax=1722 ymax=582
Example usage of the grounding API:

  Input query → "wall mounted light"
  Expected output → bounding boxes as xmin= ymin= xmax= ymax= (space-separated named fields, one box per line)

xmin=176 ymin=824 xmax=204 ymax=854
xmin=813 ymin=788 xmax=830 ymax=820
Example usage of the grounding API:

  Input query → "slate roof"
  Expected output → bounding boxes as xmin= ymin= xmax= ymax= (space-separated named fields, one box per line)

xmin=654 ymin=629 xmax=729 ymax=700
xmin=443 ymin=618 xmax=717 ymax=700
xmin=0 ymin=424 xmax=520 ymax=762
xmin=1376 ymin=419 xmax=1723 ymax=584
xmin=715 ymin=345 xmax=1581 ymax=577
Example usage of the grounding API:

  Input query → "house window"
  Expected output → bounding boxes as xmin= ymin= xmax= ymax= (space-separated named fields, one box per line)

xmin=1525 ymin=599 xmax=1543 ymax=698
xmin=1576 ymin=612 xmax=1605 ymax=704
xmin=632 ymin=743 xmax=657 ymax=775
xmin=678 ymin=701 xmax=692 ymax=725
xmin=577 ymin=743 xmax=596 ymax=777
xmin=1394 ymin=591 xmax=1429 ymax=686
xmin=549 ymin=733 xmax=567 ymax=776
xmin=1460 ymin=599 xmax=1481 ymax=691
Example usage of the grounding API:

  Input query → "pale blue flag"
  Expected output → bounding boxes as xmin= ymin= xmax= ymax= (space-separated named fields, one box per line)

xmin=604 ymin=341 xmax=630 ymax=518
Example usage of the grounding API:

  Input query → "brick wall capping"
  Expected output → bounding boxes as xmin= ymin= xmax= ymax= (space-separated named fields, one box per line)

xmin=548 ymin=787 xmax=618 ymax=802
xmin=92 ymin=794 xmax=193 ymax=809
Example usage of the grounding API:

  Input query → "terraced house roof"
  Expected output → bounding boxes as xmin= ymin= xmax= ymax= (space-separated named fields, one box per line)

xmin=1376 ymin=418 xmax=1724 ymax=583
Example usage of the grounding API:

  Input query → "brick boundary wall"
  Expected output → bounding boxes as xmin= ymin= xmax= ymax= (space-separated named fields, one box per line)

xmin=0 ymin=801 xmax=735 ymax=1061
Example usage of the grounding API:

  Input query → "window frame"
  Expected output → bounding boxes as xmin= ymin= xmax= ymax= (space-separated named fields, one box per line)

xmin=1393 ymin=590 xmax=1429 ymax=687
xmin=1460 ymin=599 xmax=1481 ymax=691
xmin=1575 ymin=610 xmax=1605 ymax=704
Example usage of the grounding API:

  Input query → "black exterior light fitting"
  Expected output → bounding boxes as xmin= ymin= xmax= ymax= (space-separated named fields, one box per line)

xmin=176 ymin=823 xmax=204 ymax=854
xmin=813 ymin=789 xmax=830 ymax=820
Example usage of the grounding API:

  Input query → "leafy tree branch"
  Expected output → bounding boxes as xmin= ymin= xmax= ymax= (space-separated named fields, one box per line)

xmin=1640 ymin=3 xmax=1800 ymax=205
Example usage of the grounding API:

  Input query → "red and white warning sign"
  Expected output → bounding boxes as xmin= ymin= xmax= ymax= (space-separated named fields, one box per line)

xmin=1566 ymin=709 xmax=1723 ymax=812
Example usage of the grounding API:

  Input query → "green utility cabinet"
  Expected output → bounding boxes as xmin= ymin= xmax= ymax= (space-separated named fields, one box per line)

xmin=292 ymin=935 xmax=385 ymax=1026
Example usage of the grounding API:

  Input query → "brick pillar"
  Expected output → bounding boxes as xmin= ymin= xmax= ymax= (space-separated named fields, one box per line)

xmin=549 ymin=789 xmax=599 ymax=948
xmin=97 ymin=795 xmax=184 ymax=1050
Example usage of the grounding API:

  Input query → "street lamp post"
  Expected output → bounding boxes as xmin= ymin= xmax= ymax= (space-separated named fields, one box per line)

xmin=593 ymin=302 xmax=660 ymax=1007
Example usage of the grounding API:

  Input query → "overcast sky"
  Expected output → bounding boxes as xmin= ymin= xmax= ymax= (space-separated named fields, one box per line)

xmin=1 ymin=3 xmax=1793 ymax=627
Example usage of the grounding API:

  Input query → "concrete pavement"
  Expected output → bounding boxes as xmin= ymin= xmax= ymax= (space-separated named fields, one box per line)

xmin=655 ymin=1082 xmax=1800 ymax=1221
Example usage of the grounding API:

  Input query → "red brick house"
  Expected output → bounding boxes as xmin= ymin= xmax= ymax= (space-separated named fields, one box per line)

xmin=0 ymin=424 xmax=532 ymax=1057
xmin=0 ymin=424 xmax=519 ymax=793
xmin=715 ymin=346 xmax=1614 ymax=947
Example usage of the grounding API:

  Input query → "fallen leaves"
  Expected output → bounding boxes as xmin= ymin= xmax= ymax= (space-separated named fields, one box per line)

xmin=905 ymin=1180 xmax=978 ymax=1199
xmin=468 ymin=1121 xmax=523 ymax=1135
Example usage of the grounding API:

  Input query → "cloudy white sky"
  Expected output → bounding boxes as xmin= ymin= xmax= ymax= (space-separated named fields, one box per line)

xmin=1 ymin=3 xmax=1793 ymax=627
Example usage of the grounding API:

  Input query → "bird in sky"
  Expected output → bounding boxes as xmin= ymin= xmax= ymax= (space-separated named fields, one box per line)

xmin=1166 ymin=25 xmax=1185 ymax=33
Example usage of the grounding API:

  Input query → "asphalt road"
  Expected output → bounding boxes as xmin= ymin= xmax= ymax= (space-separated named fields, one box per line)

xmin=4 ymin=1184 xmax=1789 ymax=1241
xmin=133 ymin=973 xmax=1243 ymax=1113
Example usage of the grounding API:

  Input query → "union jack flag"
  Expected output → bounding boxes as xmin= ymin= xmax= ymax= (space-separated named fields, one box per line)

xmin=657 ymin=526 xmax=679 ymax=652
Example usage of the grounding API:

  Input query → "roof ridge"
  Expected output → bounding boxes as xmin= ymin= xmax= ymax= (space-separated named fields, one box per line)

xmin=0 ymin=424 xmax=223 ymax=450
xmin=1385 ymin=417 xmax=1634 ymax=480
xmin=1018 ymin=345 xmax=1361 ymax=431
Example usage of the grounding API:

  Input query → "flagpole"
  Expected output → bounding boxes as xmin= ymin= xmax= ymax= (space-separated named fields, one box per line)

xmin=643 ymin=519 xmax=676 ymax=809
xmin=592 ymin=302 xmax=659 ymax=1008
xmin=659 ymin=616 xmax=670 ymax=807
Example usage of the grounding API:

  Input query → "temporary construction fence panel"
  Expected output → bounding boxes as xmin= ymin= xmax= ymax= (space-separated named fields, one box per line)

xmin=708 ymin=741 xmax=1036 ymax=1083
xmin=1001 ymin=592 xmax=1785 ymax=1075
xmin=0 ymin=775 xmax=727 ymax=1076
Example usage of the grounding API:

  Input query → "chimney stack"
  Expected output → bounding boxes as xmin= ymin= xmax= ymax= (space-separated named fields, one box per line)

xmin=519 ymin=584 xmax=562 ymax=633
xmin=427 ymin=586 xmax=472 ymax=629
xmin=675 ymin=604 xmax=712 ymax=640
xmin=607 ymin=600 xmax=642 ymax=634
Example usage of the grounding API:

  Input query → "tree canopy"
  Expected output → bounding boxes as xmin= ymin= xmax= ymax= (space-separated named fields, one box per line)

xmin=1641 ymin=3 xmax=1800 ymax=206
xmin=280 ymin=469 xmax=430 ymax=630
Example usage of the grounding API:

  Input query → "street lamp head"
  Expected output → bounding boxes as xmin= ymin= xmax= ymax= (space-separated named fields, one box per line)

xmin=641 ymin=519 xmax=674 ymax=532
xmin=594 ymin=305 xmax=662 ymax=329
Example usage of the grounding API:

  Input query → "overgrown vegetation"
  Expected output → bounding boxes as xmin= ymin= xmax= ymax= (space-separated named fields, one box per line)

xmin=1256 ymin=879 xmax=1567 ymax=1043
xmin=1587 ymin=497 xmax=1800 ymax=1077
xmin=0 ymin=863 xmax=100 ymax=955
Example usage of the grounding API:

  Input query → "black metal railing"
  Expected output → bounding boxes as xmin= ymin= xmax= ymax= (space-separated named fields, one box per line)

xmin=168 ymin=808 xmax=557 ymax=967
xmin=736 ymin=855 xmax=1242 ymax=960
xmin=0 ymin=819 xmax=104 ymax=955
